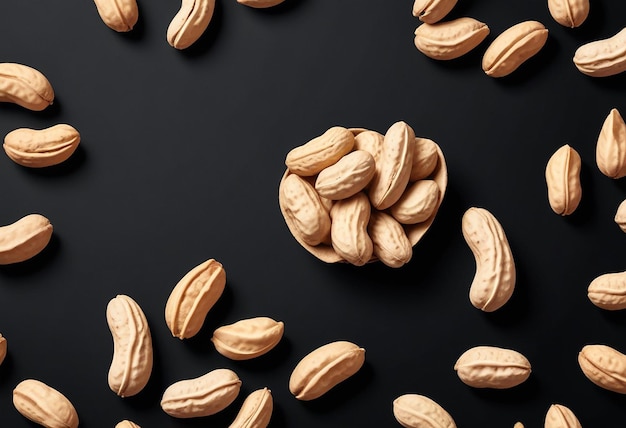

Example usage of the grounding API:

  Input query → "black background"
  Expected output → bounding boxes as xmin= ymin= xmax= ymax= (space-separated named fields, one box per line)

xmin=0 ymin=0 xmax=625 ymax=426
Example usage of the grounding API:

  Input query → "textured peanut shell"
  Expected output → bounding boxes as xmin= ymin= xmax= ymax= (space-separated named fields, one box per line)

xmin=289 ymin=340 xmax=365 ymax=401
xmin=0 ymin=63 xmax=54 ymax=111
xmin=615 ymin=199 xmax=626 ymax=232
xmin=545 ymin=144 xmax=582 ymax=216
xmin=548 ymin=0 xmax=589 ymax=28
xmin=578 ymin=344 xmax=626 ymax=393
xmin=544 ymin=404 xmax=582 ymax=428
xmin=329 ymin=192 xmax=373 ymax=266
xmin=482 ymin=21 xmax=548 ymax=77
xmin=115 ymin=421 xmax=141 ymax=428
xmin=390 ymin=180 xmax=439 ymax=225
xmin=211 ymin=317 xmax=284 ymax=360
xmin=13 ymin=379 xmax=79 ymax=428
xmin=410 ymin=138 xmax=439 ymax=181
xmin=315 ymin=150 xmax=376 ymax=200
xmin=0 ymin=213 xmax=53 ymax=265
xmin=4 ymin=124 xmax=80 ymax=168
xmin=161 ymin=369 xmax=241 ymax=418
xmin=165 ymin=258 xmax=226 ymax=339
xmin=167 ymin=0 xmax=215 ymax=49
xmin=237 ymin=0 xmax=286 ymax=7
xmin=462 ymin=207 xmax=516 ymax=312
xmin=574 ymin=28 xmax=626 ymax=77
xmin=229 ymin=387 xmax=273 ymax=428
xmin=285 ymin=127 xmax=355 ymax=176
xmin=392 ymin=393 xmax=457 ymax=428
xmin=93 ymin=0 xmax=138 ymax=32
xmin=414 ymin=17 xmax=490 ymax=60
xmin=454 ymin=346 xmax=531 ymax=389
xmin=412 ymin=0 xmax=457 ymax=24
xmin=353 ymin=130 xmax=384 ymax=164
xmin=515 ymin=423 xmax=525 ymax=428
xmin=0 ymin=334 xmax=6 ymax=366
xmin=588 ymin=271 xmax=626 ymax=310
xmin=596 ymin=108 xmax=626 ymax=179
xmin=368 ymin=211 xmax=412 ymax=268
xmin=107 ymin=294 xmax=153 ymax=397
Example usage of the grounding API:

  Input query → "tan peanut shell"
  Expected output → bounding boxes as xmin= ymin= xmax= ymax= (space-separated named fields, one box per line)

xmin=93 ymin=0 xmax=139 ymax=32
xmin=548 ymin=0 xmax=589 ymax=28
xmin=482 ymin=21 xmax=549 ymax=77
xmin=161 ymin=368 xmax=242 ymax=418
xmin=4 ymin=124 xmax=80 ymax=168
xmin=574 ymin=28 xmax=626 ymax=77
xmin=414 ymin=17 xmax=490 ymax=61
xmin=115 ymin=421 xmax=140 ymax=428
xmin=107 ymin=294 xmax=153 ymax=397
xmin=544 ymin=404 xmax=582 ymax=428
xmin=0 ymin=63 xmax=54 ymax=111
xmin=289 ymin=340 xmax=365 ymax=401
xmin=515 ymin=423 xmax=525 ymax=428
xmin=410 ymin=137 xmax=439 ymax=181
xmin=13 ymin=379 xmax=79 ymax=428
xmin=588 ymin=271 xmax=626 ymax=310
xmin=389 ymin=179 xmax=439 ymax=224
xmin=545 ymin=144 xmax=582 ymax=216
xmin=285 ymin=126 xmax=355 ymax=176
xmin=578 ymin=344 xmax=626 ymax=393
xmin=237 ymin=0 xmax=286 ymax=8
xmin=167 ymin=0 xmax=215 ymax=49
xmin=211 ymin=316 xmax=284 ymax=360
xmin=0 ymin=213 xmax=53 ymax=265
xmin=392 ymin=393 xmax=457 ymax=428
xmin=315 ymin=150 xmax=376 ymax=200
xmin=330 ymin=192 xmax=373 ymax=266
xmin=615 ymin=199 xmax=626 ymax=232
xmin=0 ymin=334 xmax=5 ymax=366
xmin=412 ymin=0 xmax=457 ymax=24
xmin=279 ymin=173 xmax=331 ymax=246
xmin=368 ymin=121 xmax=415 ymax=210
xmin=454 ymin=345 xmax=531 ymax=389
xmin=165 ymin=258 xmax=226 ymax=339
xmin=353 ymin=130 xmax=384 ymax=164
xmin=229 ymin=387 xmax=273 ymax=428
xmin=462 ymin=207 xmax=516 ymax=312
xmin=368 ymin=211 xmax=412 ymax=268
xmin=596 ymin=108 xmax=626 ymax=179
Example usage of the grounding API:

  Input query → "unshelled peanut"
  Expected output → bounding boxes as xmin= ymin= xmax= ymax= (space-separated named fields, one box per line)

xmin=574 ymin=28 xmax=626 ymax=77
xmin=0 ymin=63 xmax=54 ymax=111
xmin=4 ymin=124 xmax=80 ymax=168
xmin=167 ymin=0 xmax=215 ymax=49
xmin=454 ymin=345 xmax=531 ymax=389
xmin=13 ymin=379 xmax=79 ymax=428
xmin=545 ymin=144 xmax=582 ymax=215
xmin=211 ymin=316 xmax=284 ymax=360
xmin=414 ymin=17 xmax=490 ymax=61
xmin=0 ymin=213 xmax=53 ymax=265
xmin=393 ymin=393 xmax=457 ymax=428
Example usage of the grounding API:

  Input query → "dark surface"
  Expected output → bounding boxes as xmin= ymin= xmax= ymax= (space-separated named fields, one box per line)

xmin=0 ymin=0 xmax=625 ymax=426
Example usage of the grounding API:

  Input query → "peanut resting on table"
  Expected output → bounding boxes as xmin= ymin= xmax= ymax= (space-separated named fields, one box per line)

xmin=454 ymin=345 xmax=531 ymax=389
xmin=4 ymin=124 xmax=80 ymax=168
xmin=578 ymin=344 xmax=626 ymax=393
xmin=13 ymin=379 xmax=79 ymax=428
xmin=547 ymin=0 xmax=589 ymax=28
xmin=0 ymin=63 xmax=54 ymax=111
xmin=545 ymin=144 xmax=582 ymax=216
xmin=413 ymin=17 xmax=490 ymax=61
xmin=544 ymin=404 xmax=582 ymax=428
xmin=0 ymin=334 xmax=6 ymax=366
xmin=229 ymin=387 xmax=273 ymax=428
xmin=211 ymin=316 xmax=284 ymax=360
xmin=93 ymin=0 xmax=138 ymax=32
xmin=412 ymin=0 xmax=457 ymax=24
xmin=0 ymin=213 xmax=53 ymax=265
xmin=574 ymin=27 xmax=626 ymax=77
xmin=115 ymin=421 xmax=141 ymax=428
xmin=167 ymin=0 xmax=215 ymax=49
xmin=237 ymin=0 xmax=286 ymax=8
xmin=392 ymin=393 xmax=457 ymax=428
xmin=596 ymin=108 xmax=626 ymax=179
xmin=588 ymin=270 xmax=626 ymax=310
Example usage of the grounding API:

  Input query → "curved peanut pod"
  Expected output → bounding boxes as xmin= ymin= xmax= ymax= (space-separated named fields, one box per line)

xmin=367 ymin=211 xmax=412 ymax=268
xmin=615 ymin=199 xmax=626 ymax=232
xmin=544 ymin=404 xmax=582 ymax=428
xmin=93 ymin=0 xmax=138 ymax=32
xmin=285 ymin=127 xmax=355 ymax=176
xmin=107 ymin=294 xmax=153 ymax=397
xmin=389 ymin=179 xmax=439 ymax=225
xmin=115 ymin=421 xmax=141 ymax=428
xmin=596 ymin=108 xmax=626 ymax=179
xmin=588 ymin=271 xmax=626 ymax=310
xmin=0 ymin=334 xmax=6 ymax=366
xmin=229 ymin=387 xmax=273 ymax=428
xmin=161 ymin=369 xmax=242 ymax=418
xmin=462 ymin=207 xmax=515 ymax=312
xmin=330 ymin=192 xmax=373 ymax=266
xmin=574 ymin=28 xmax=626 ymax=77
xmin=482 ymin=21 xmax=548 ymax=77
xmin=578 ymin=344 xmax=626 ymax=393
xmin=454 ymin=345 xmax=531 ymax=389
xmin=237 ymin=0 xmax=286 ymax=8
xmin=548 ymin=0 xmax=589 ymax=28
xmin=545 ymin=144 xmax=582 ymax=215
xmin=414 ymin=17 xmax=490 ymax=61
xmin=315 ymin=150 xmax=376 ymax=200
xmin=353 ymin=130 xmax=384 ymax=164
xmin=289 ymin=340 xmax=365 ymax=400
xmin=4 ymin=124 xmax=80 ymax=168
xmin=167 ymin=0 xmax=215 ymax=49
xmin=410 ymin=137 xmax=438 ymax=181
xmin=393 ymin=393 xmax=457 ymax=428
xmin=0 ymin=213 xmax=53 ymax=265
xmin=412 ymin=0 xmax=457 ymax=24
xmin=0 ymin=63 xmax=54 ymax=111
xmin=13 ymin=379 xmax=79 ymax=428
xmin=211 ymin=317 xmax=284 ymax=360
xmin=165 ymin=258 xmax=226 ymax=339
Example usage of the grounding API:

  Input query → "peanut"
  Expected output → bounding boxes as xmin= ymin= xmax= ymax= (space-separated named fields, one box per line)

xmin=315 ymin=150 xmax=376 ymax=200
xmin=454 ymin=345 xmax=531 ymax=389
xmin=285 ymin=126 xmax=355 ymax=176
xmin=615 ymin=199 xmax=626 ymax=232
xmin=161 ymin=368 xmax=242 ymax=418
xmin=0 ymin=213 xmax=53 ymax=265
xmin=4 ymin=124 xmax=80 ymax=168
xmin=462 ymin=207 xmax=516 ymax=312
xmin=544 ymin=404 xmax=582 ymax=428
xmin=389 ymin=179 xmax=439 ymax=224
xmin=574 ymin=28 xmax=626 ymax=77
xmin=115 ymin=421 xmax=140 ymax=428
xmin=545 ymin=144 xmax=582 ymax=216
xmin=289 ymin=340 xmax=365 ymax=401
xmin=367 ymin=211 xmax=412 ymax=268
xmin=482 ymin=21 xmax=549 ymax=77
xmin=514 ymin=423 xmax=524 ymax=428
xmin=588 ymin=271 xmax=626 ymax=310
xmin=211 ymin=316 xmax=284 ymax=360
xmin=392 ymin=393 xmax=457 ymax=428
xmin=229 ymin=387 xmax=273 ymax=428
xmin=412 ymin=0 xmax=457 ymax=24
xmin=410 ymin=137 xmax=438 ymax=181
xmin=0 ymin=334 xmax=6 ymax=366
xmin=353 ymin=130 xmax=384 ymax=164
xmin=596 ymin=108 xmax=626 ymax=179
xmin=167 ymin=0 xmax=215 ymax=49
xmin=548 ymin=0 xmax=589 ymax=28
xmin=578 ymin=344 xmax=626 ymax=393
xmin=330 ymin=192 xmax=373 ymax=266
xmin=93 ymin=0 xmax=138 ymax=32
xmin=0 ymin=63 xmax=54 ymax=111
xmin=237 ymin=0 xmax=286 ymax=7
xmin=13 ymin=379 xmax=79 ymax=428
xmin=107 ymin=294 xmax=153 ymax=397
xmin=414 ymin=17 xmax=490 ymax=61
xmin=165 ymin=258 xmax=226 ymax=339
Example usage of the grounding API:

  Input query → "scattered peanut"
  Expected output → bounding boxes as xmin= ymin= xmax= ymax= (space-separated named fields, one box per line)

xmin=368 ymin=210 xmax=413 ymax=268
xmin=0 ymin=334 xmax=6 ymax=366
xmin=596 ymin=108 xmax=626 ymax=179
xmin=574 ymin=28 xmax=626 ymax=77
xmin=514 ymin=423 xmax=524 ymax=428
xmin=454 ymin=345 xmax=531 ymax=389
xmin=0 ymin=213 xmax=53 ymax=265
xmin=229 ymin=387 xmax=273 ymax=428
xmin=578 ymin=344 xmax=626 ymax=393
xmin=330 ymin=192 xmax=374 ymax=266
xmin=544 ymin=404 xmax=582 ymax=428
xmin=167 ymin=0 xmax=215 ymax=49
xmin=93 ymin=0 xmax=138 ymax=32
xmin=286 ymin=126 xmax=355 ymax=176
xmin=414 ymin=17 xmax=490 ymax=61
xmin=547 ymin=0 xmax=589 ymax=28
xmin=545 ymin=144 xmax=582 ymax=216
xmin=4 ymin=124 xmax=80 ymax=168
xmin=0 ymin=63 xmax=54 ymax=111
xmin=615 ymin=199 xmax=626 ymax=232
xmin=211 ymin=316 xmax=284 ymax=360
xmin=588 ymin=270 xmax=626 ymax=310
xmin=412 ymin=0 xmax=457 ymax=24
xmin=237 ymin=0 xmax=286 ymax=7
xmin=13 ymin=379 xmax=79 ymax=428
xmin=392 ymin=393 xmax=457 ymax=428
xmin=115 ymin=421 xmax=140 ymax=428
